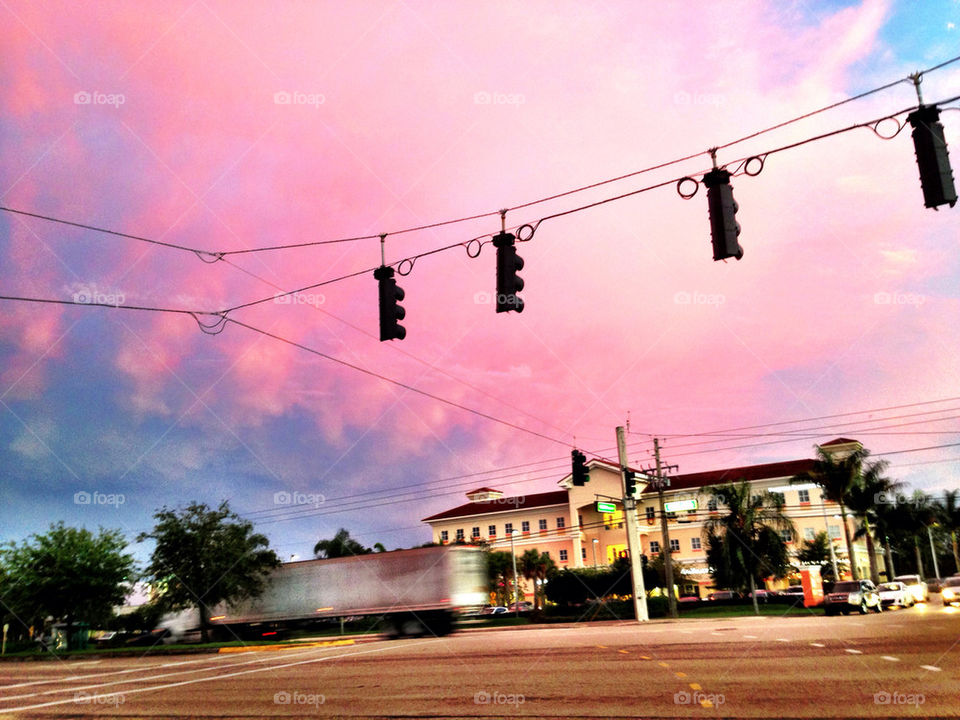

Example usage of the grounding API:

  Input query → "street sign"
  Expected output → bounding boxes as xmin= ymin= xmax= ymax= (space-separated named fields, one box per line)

xmin=663 ymin=498 xmax=697 ymax=513
xmin=596 ymin=501 xmax=617 ymax=513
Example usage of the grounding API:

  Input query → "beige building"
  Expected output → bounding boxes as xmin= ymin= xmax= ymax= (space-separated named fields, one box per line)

xmin=422 ymin=438 xmax=879 ymax=597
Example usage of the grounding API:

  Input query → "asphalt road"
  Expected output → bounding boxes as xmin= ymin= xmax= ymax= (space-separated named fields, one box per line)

xmin=1 ymin=603 xmax=957 ymax=718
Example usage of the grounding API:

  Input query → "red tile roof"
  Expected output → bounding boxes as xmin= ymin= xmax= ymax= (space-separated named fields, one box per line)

xmin=422 ymin=490 xmax=569 ymax=522
xmin=649 ymin=458 xmax=818 ymax=493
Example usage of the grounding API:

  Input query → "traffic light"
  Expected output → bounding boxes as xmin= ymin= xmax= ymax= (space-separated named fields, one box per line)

xmin=702 ymin=167 xmax=743 ymax=261
xmin=571 ymin=449 xmax=589 ymax=486
xmin=907 ymin=105 xmax=957 ymax=210
xmin=373 ymin=265 xmax=406 ymax=341
xmin=624 ymin=469 xmax=637 ymax=498
xmin=493 ymin=231 xmax=524 ymax=313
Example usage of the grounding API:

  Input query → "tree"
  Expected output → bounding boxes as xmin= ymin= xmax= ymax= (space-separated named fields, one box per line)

xmin=313 ymin=528 xmax=371 ymax=559
xmin=937 ymin=490 xmax=960 ymax=574
xmin=519 ymin=549 xmax=557 ymax=610
xmin=486 ymin=550 xmax=516 ymax=606
xmin=138 ymin=501 xmax=279 ymax=642
xmin=0 ymin=522 xmax=136 ymax=648
xmin=796 ymin=531 xmax=846 ymax=584
xmin=845 ymin=459 xmax=902 ymax=584
xmin=791 ymin=444 xmax=868 ymax=580
xmin=702 ymin=482 xmax=795 ymax=614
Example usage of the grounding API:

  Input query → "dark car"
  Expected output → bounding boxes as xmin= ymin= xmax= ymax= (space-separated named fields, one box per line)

xmin=823 ymin=579 xmax=882 ymax=615
xmin=707 ymin=591 xmax=738 ymax=601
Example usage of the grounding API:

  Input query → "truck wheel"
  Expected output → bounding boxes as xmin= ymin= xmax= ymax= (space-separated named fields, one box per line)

xmin=858 ymin=600 xmax=868 ymax=614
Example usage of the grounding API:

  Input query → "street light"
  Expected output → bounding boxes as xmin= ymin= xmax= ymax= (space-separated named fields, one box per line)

xmin=509 ymin=529 xmax=520 ymax=616
xmin=592 ymin=538 xmax=599 ymax=568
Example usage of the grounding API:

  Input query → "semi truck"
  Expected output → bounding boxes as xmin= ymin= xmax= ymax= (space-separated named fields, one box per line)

xmin=158 ymin=545 xmax=487 ymax=641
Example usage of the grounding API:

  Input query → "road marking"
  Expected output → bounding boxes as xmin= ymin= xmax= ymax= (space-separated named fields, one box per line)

xmin=743 ymin=634 xmax=758 ymax=639
xmin=844 ymin=649 xmax=862 ymax=654
xmin=658 ymin=661 xmax=669 ymax=668
xmin=921 ymin=665 xmax=942 ymax=672
xmin=700 ymin=699 xmax=714 ymax=708
xmin=675 ymin=671 xmax=687 ymax=678
xmin=689 ymin=683 xmax=701 ymax=691
xmin=776 ymin=638 xmax=790 ymax=642
xmin=710 ymin=631 xmax=723 ymax=636
xmin=596 ymin=644 xmax=607 ymax=649
xmin=881 ymin=656 xmax=899 ymax=662
xmin=617 ymin=649 xmax=629 ymax=654
xmin=639 ymin=655 xmax=651 ymax=660
xmin=219 ymin=639 xmax=353 ymax=653
xmin=810 ymin=642 xmax=825 ymax=648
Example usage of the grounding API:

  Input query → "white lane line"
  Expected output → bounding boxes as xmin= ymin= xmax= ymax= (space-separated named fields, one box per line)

xmin=0 ymin=640 xmax=416 ymax=713
xmin=921 ymin=665 xmax=942 ymax=672
xmin=881 ymin=656 xmax=899 ymax=662
xmin=810 ymin=642 xmax=825 ymax=648
xmin=844 ymin=649 xmax=862 ymax=654
xmin=710 ymin=632 xmax=723 ymax=636
xmin=0 ymin=642 xmax=357 ymax=702
xmin=743 ymin=634 xmax=758 ymax=639
xmin=775 ymin=638 xmax=790 ymax=643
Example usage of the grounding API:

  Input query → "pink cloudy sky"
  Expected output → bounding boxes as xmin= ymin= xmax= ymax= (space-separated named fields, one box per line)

xmin=1 ymin=0 xmax=958 ymax=560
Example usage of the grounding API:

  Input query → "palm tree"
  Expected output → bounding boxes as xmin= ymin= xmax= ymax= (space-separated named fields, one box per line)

xmin=519 ymin=549 xmax=557 ymax=611
xmin=846 ymin=459 xmax=903 ymax=584
xmin=702 ymin=482 xmax=796 ymax=615
xmin=791 ymin=444 xmax=868 ymax=580
xmin=870 ymin=499 xmax=901 ymax=580
xmin=486 ymin=550 xmax=516 ymax=606
xmin=313 ymin=528 xmax=371 ymax=558
xmin=937 ymin=490 xmax=960 ymax=574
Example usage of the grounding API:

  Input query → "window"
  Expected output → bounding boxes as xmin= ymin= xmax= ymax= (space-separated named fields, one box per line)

xmin=804 ymin=527 xmax=815 ymax=541
xmin=779 ymin=529 xmax=793 ymax=543
xmin=539 ymin=519 xmax=548 ymax=531
xmin=440 ymin=530 xmax=448 ymax=542
xmin=556 ymin=517 xmax=566 ymax=529
xmin=798 ymin=489 xmax=810 ymax=503
xmin=578 ymin=513 xmax=583 ymax=527
xmin=669 ymin=538 xmax=680 ymax=552
xmin=488 ymin=525 xmax=496 ymax=537
xmin=521 ymin=521 xmax=530 ymax=533
xmin=471 ymin=527 xmax=480 ymax=539
xmin=559 ymin=549 xmax=568 ymax=562
xmin=707 ymin=497 xmax=718 ymax=511
xmin=645 ymin=506 xmax=656 ymax=521
xmin=691 ymin=537 xmax=702 ymax=550
xmin=455 ymin=528 xmax=464 ymax=541
xmin=649 ymin=540 xmax=661 ymax=553
xmin=505 ymin=522 xmax=514 ymax=535
xmin=828 ymin=524 xmax=842 ymax=540
xmin=581 ymin=547 xmax=587 ymax=559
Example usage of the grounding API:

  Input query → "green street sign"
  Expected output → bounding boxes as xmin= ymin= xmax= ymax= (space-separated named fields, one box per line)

xmin=596 ymin=501 xmax=617 ymax=513
xmin=664 ymin=499 xmax=698 ymax=513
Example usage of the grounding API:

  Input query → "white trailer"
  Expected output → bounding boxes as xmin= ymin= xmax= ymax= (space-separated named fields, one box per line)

xmin=161 ymin=545 xmax=486 ymax=640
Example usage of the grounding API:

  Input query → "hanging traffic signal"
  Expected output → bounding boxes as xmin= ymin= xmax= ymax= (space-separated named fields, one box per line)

xmin=703 ymin=167 xmax=743 ymax=261
xmin=571 ymin=449 xmax=589 ymax=486
xmin=373 ymin=265 xmax=406 ymax=341
xmin=493 ymin=231 xmax=524 ymax=313
xmin=907 ymin=105 xmax=957 ymax=210
xmin=624 ymin=469 xmax=637 ymax=498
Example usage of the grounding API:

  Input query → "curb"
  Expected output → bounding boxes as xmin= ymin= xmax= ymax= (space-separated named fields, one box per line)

xmin=218 ymin=638 xmax=355 ymax=653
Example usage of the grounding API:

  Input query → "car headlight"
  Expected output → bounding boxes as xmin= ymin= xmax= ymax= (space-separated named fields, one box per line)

xmin=944 ymin=589 xmax=956 ymax=600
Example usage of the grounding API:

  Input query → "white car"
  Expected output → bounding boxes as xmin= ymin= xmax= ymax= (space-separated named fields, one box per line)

xmin=940 ymin=576 xmax=960 ymax=606
xmin=893 ymin=574 xmax=929 ymax=603
xmin=877 ymin=581 xmax=914 ymax=608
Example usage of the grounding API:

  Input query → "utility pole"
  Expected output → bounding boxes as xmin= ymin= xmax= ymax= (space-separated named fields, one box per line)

xmin=651 ymin=438 xmax=678 ymax=619
xmin=616 ymin=426 xmax=649 ymax=622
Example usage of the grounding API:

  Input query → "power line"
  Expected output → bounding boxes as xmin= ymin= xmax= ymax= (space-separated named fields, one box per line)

xmin=3 ymin=54 xmax=958 ymax=261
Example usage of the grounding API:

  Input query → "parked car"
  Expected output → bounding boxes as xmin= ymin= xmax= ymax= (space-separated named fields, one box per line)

xmin=823 ymin=579 xmax=882 ymax=615
xmin=779 ymin=585 xmax=805 ymax=596
xmin=748 ymin=589 xmax=772 ymax=602
xmin=940 ymin=576 xmax=960 ymax=607
xmin=506 ymin=602 xmax=534 ymax=613
xmin=893 ymin=574 xmax=929 ymax=603
xmin=707 ymin=591 xmax=738 ymax=601
xmin=678 ymin=595 xmax=701 ymax=603
xmin=877 ymin=581 xmax=914 ymax=608
xmin=479 ymin=605 xmax=508 ymax=615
